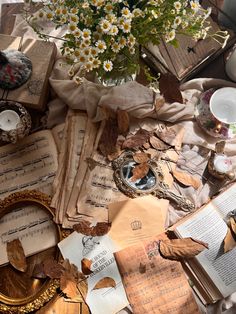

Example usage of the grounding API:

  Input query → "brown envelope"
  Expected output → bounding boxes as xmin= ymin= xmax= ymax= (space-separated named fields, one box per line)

xmin=108 ymin=195 xmax=169 ymax=250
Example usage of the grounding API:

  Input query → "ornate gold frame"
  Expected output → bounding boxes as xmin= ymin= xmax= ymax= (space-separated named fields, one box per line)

xmin=0 ymin=190 xmax=62 ymax=313
xmin=113 ymin=152 xmax=195 ymax=212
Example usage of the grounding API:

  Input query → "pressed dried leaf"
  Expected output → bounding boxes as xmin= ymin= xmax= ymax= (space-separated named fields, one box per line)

xmin=81 ymin=258 xmax=93 ymax=275
xmin=122 ymin=128 xmax=150 ymax=149
xmin=93 ymin=222 xmax=111 ymax=236
xmin=223 ymin=218 xmax=236 ymax=253
xmin=159 ymin=238 xmax=208 ymax=260
xmin=159 ymin=72 xmax=183 ymax=104
xmin=98 ymin=118 xmax=118 ymax=157
xmin=60 ymin=259 xmax=88 ymax=302
xmin=7 ymin=238 xmax=27 ymax=272
xmin=139 ymin=262 xmax=146 ymax=274
xmin=73 ymin=220 xmax=92 ymax=235
xmin=143 ymin=142 xmax=151 ymax=149
xmin=86 ymin=157 xmax=100 ymax=171
xmin=133 ymin=152 xmax=150 ymax=164
xmin=43 ymin=258 xmax=64 ymax=279
xmin=130 ymin=162 xmax=149 ymax=182
xmin=150 ymin=135 xmax=169 ymax=150
xmin=117 ymin=109 xmax=129 ymax=136
xmin=92 ymin=277 xmax=116 ymax=290
xmin=107 ymin=145 xmax=123 ymax=161
xmin=172 ymin=169 xmax=201 ymax=190
xmin=155 ymin=96 xmax=165 ymax=112
xmin=73 ymin=221 xmax=111 ymax=236
xmin=144 ymin=148 xmax=160 ymax=159
xmin=156 ymin=128 xmax=177 ymax=146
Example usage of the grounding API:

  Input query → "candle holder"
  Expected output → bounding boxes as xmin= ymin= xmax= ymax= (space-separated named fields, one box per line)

xmin=0 ymin=100 xmax=31 ymax=143
xmin=0 ymin=50 xmax=32 ymax=90
xmin=207 ymin=141 xmax=235 ymax=180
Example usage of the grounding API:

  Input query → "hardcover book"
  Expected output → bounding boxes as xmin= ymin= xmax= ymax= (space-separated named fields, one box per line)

xmin=0 ymin=34 xmax=56 ymax=110
xmin=142 ymin=15 xmax=236 ymax=82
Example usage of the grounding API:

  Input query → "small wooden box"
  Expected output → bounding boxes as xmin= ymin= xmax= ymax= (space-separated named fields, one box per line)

xmin=0 ymin=34 xmax=56 ymax=111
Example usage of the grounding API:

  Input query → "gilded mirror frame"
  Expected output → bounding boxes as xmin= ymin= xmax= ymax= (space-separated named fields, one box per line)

xmin=0 ymin=190 xmax=63 ymax=313
xmin=113 ymin=152 xmax=195 ymax=212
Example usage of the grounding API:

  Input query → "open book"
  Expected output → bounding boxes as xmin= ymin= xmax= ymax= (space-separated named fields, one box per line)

xmin=173 ymin=182 xmax=236 ymax=303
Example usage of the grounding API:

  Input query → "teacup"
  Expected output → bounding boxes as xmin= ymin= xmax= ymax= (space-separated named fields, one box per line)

xmin=209 ymin=87 xmax=236 ymax=137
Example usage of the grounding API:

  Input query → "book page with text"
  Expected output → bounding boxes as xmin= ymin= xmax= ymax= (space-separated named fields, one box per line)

xmin=176 ymin=203 xmax=236 ymax=298
xmin=212 ymin=183 xmax=236 ymax=219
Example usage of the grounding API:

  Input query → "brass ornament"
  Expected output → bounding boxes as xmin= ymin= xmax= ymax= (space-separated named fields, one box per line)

xmin=0 ymin=190 xmax=62 ymax=313
xmin=112 ymin=152 xmax=195 ymax=212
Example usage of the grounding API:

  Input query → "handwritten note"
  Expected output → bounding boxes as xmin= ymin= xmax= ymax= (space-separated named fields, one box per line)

xmin=0 ymin=130 xmax=58 ymax=199
xmin=0 ymin=204 xmax=58 ymax=265
xmin=58 ymin=232 xmax=129 ymax=314
xmin=115 ymin=234 xmax=201 ymax=314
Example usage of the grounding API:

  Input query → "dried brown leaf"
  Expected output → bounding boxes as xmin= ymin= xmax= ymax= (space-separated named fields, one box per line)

xmin=43 ymin=258 xmax=64 ymax=279
xmin=139 ymin=262 xmax=146 ymax=274
xmin=133 ymin=152 xmax=150 ymax=164
xmin=117 ymin=109 xmax=129 ymax=136
xmin=93 ymin=222 xmax=111 ymax=236
xmin=156 ymin=128 xmax=177 ymax=146
xmin=7 ymin=238 xmax=27 ymax=272
xmin=60 ymin=259 xmax=88 ymax=302
xmin=159 ymin=238 xmax=208 ymax=260
xmin=172 ymin=169 xmax=201 ymax=190
xmin=81 ymin=258 xmax=93 ymax=275
xmin=73 ymin=221 xmax=111 ymax=236
xmin=98 ymin=118 xmax=118 ymax=157
xmin=86 ymin=157 xmax=100 ymax=171
xmin=92 ymin=277 xmax=116 ymax=290
xmin=159 ymin=73 xmax=183 ymax=104
xmin=73 ymin=220 xmax=92 ymax=235
xmin=149 ymin=136 xmax=169 ymax=150
xmin=143 ymin=142 xmax=151 ymax=149
xmin=107 ymin=145 xmax=123 ymax=161
xmin=223 ymin=218 xmax=236 ymax=253
xmin=130 ymin=162 xmax=150 ymax=182
xmin=144 ymin=148 xmax=160 ymax=159
xmin=155 ymin=96 xmax=165 ymax=112
xmin=122 ymin=128 xmax=150 ymax=149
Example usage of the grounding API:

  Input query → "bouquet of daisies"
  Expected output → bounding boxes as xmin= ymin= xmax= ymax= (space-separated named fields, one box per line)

xmin=24 ymin=0 xmax=229 ymax=82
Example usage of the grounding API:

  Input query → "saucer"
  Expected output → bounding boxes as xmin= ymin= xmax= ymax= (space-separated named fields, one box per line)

xmin=195 ymin=88 xmax=236 ymax=139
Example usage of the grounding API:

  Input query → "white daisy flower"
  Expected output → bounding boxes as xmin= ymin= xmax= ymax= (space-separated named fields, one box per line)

xmin=122 ymin=20 xmax=131 ymax=33
xmin=69 ymin=14 xmax=79 ymax=23
xmin=108 ymin=25 xmax=119 ymax=35
xmin=190 ymin=0 xmax=200 ymax=12
xmin=173 ymin=16 xmax=182 ymax=28
xmin=82 ymin=28 xmax=91 ymax=39
xmin=111 ymin=42 xmax=121 ymax=53
xmin=96 ymin=40 xmax=107 ymax=52
xmin=121 ymin=7 xmax=132 ymax=18
xmin=103 ymin=60 xmax=113 ymax=72
xmin=99 ymin=19 xmax=112 ymax=33
xmin=92 ymin=58 xmax=101 ymax=68
xmin=174 ymin=1 xmax=181 ymax=11
xmin=165 ymin=29 xmax=176 ymax=42
xmin=104 ymin=3 xmax=113 ymax=13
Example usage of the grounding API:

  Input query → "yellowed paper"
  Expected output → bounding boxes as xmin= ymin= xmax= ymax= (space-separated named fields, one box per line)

xmin=108 ymin=196 xmax=169 ymax=250
xmin=115 ymin=234 xmax=201 ymax=314
xmin=0 ymin=130 xmax=58 ymax=199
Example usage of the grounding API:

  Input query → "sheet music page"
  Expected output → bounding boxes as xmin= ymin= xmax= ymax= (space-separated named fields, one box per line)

xmin=0 ymin=204 xmax=58 ymax=265
xmin=51 ymin=123 xmax=65 ymax=152
xmin=115 ymin=234 xmax=201 ymax=314
xmin=75 ymin=151 xmax=128 ymax=223
xmin=0 ymin=130 xmax=58 ymax=199
xmin=58 ymin=232 xmax=129 ymax=314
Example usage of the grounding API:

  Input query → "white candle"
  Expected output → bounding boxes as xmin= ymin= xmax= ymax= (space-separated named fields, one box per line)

xmin=213 ymin=154 xmax=232 ymax=174
xmin=0 ymin=110 xmax=21 ymax=131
